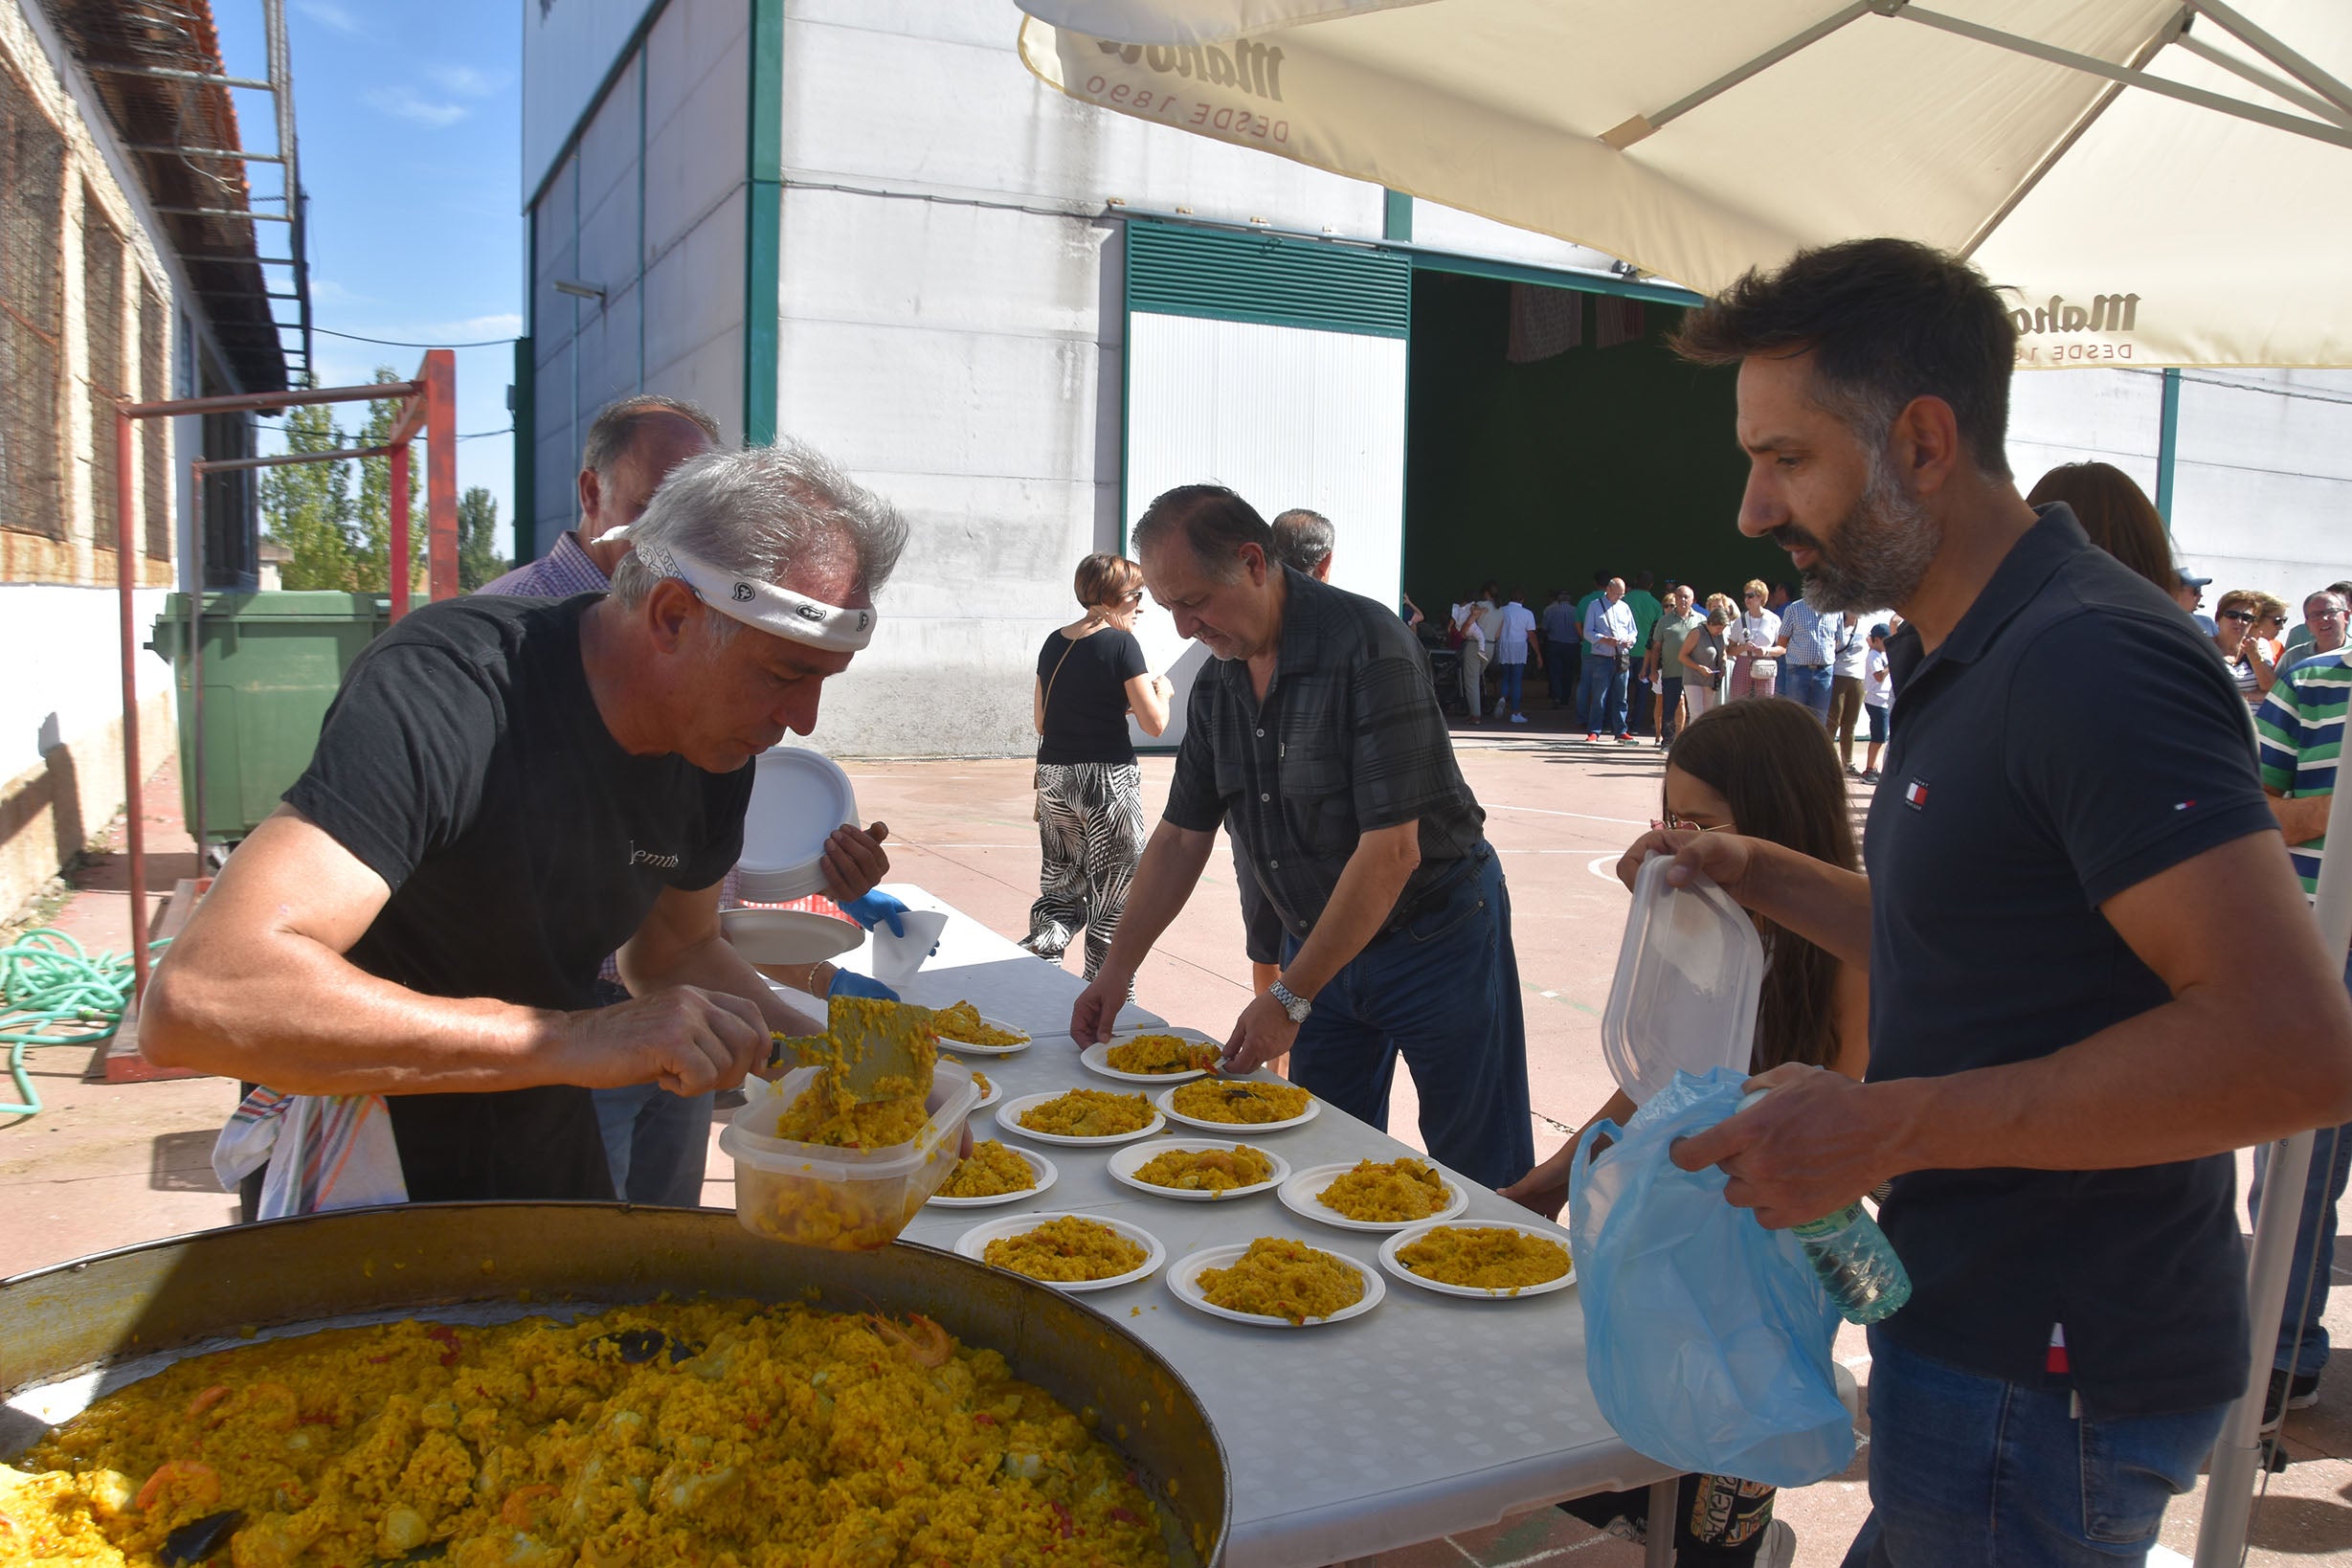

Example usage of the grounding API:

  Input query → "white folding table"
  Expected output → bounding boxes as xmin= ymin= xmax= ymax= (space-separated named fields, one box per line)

xmin=829 ymin=885 xmax=1685 ymax=1568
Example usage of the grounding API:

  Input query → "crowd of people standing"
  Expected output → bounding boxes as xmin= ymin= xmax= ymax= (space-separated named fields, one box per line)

xmin=1443 ymin=571 xmax=1900 ymax=779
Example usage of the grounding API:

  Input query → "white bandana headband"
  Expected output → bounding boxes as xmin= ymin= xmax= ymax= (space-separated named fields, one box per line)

xmin=604 ymin=526 xmax=876 ymax=652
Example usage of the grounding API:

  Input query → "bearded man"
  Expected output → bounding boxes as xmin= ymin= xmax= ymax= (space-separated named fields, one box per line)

xmin=1631 ymin=238 xmax=2352 ymax=1567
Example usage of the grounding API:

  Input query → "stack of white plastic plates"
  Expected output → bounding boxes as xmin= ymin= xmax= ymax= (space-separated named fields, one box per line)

xmin=734 ymin=747 xmax=858 ymax=902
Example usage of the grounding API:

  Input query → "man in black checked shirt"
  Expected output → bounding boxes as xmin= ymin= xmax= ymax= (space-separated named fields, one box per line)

xmin=1068 ymin=484 xmax=1534 ymax=1189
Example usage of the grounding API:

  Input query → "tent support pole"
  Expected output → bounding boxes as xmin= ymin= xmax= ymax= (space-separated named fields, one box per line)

xmin=1896 ymin=6 xmax=2352 ymax=150
xmin=2176 ymin=33 xmax=2352 ymax=127
xmin=2194 ymin=731 xmax=2352 ymax=1566
xmin=2156 ymin=369 xmax=2182 ymax=525
xmin=1601 ymin=2 xmax=1872 ymax=147
xmin=2186 ymin=0 xmax=2352 ymax=120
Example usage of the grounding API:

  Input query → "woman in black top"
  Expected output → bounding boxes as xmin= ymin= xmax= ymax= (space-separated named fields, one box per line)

xmin=1020 ymin=553 xmax=1172 ymax=978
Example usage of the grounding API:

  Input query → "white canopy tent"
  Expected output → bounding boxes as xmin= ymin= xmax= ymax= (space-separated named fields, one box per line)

xmin=1018 ymin=0 xmax=2352 ymax=370
xmin=1011 ymin=3 xmax=2352 ymax=1561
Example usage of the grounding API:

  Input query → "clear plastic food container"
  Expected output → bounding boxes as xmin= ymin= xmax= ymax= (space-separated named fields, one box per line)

xmin=722 ymin=1060 xmax=977 ymax=1250
xmin=1600 ymin=853 xmax=1764 ymax=1105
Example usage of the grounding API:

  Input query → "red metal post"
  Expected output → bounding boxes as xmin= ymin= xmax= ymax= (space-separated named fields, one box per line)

xmin=423 ymin=348 xmax=458 ymax=601
xmin=389 ymin=442 xmax=411 ymax=620
xmin=114 ymin=405 xmax=151 ymax=1002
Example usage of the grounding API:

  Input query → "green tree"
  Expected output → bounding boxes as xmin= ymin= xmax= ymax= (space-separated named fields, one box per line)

xmin=352 ymin=367 xmax=424 ymax=596
xmin=457 ymin=486 xmax=506 ymax=590
xmin=259 ymin=400 xmax=359 ymax=589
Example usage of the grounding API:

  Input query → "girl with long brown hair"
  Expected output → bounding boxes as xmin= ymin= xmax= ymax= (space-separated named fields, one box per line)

xmin=1503 ymin=698 xmax=1868 ymax=1566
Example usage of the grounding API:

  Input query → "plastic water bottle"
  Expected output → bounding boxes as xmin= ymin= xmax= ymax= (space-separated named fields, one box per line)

xmin=1789 ymin=1202 xmax=1912 ymax=1324
xmin=1736 ymin=1087 xmax=1911 ymax=1324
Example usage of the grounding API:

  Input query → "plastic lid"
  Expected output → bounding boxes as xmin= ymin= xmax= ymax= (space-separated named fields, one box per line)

xmin=1599 ymin=853 xmax=1765 ymax=1105
xmin=735 ymin=747 xmax=858 ymax=901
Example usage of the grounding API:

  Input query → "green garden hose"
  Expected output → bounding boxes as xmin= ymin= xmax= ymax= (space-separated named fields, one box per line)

xmin=1 ymin=929 xmax=168 ymax=1118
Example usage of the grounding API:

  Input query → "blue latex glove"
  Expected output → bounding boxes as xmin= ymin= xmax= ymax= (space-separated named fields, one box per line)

xmin=840 ymin=890 xmax=910 ymax=938
xmin=826 ymin=969 xmax=900 ymax=1002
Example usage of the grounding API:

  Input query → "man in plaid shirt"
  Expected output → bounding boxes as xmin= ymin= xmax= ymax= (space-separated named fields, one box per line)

xmin=1067 ymin=483 xmax=1533 ymax=1188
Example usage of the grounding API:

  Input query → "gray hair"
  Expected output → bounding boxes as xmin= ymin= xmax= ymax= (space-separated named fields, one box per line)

xmin=610 ymin=442 xmax=908 ymax=623
xmin=1269 ymin=508 xmax=1334 ymax=575
xmin=582 ymin=394 xmax=723 ymax=480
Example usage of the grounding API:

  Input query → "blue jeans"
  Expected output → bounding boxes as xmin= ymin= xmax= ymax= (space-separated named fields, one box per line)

xmin=1545 ymin=638 xmax=1578 ymax=704
xmin=1659 ymin=676 xmax=1685 ymax=745
xmin=1842 ymin=1329 xmax=2226 ymax=1568
xmin=1496 ymin=659 xmax=1526 ymax=711
xmin=592 ymin=1083 xmax=717 ymax=1206
xmin=1280 ymin=842 xmax=1534 ymax=1189
xmin=1781 ymin=661 xmax=1833 ymax=722
xmin=1579 ymin=655 xmax=1628 ymax=735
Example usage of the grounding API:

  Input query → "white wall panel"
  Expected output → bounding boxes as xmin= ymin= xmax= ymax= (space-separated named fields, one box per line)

xmin=524 ymin=0 xmax=661 ymax=200
xmin=2005 ymin=366 xmax=2352 ymax=598
xmin=778 ymin=9 xmax=1383 ymax=238
xmin=1124 ymin=311 xmax=1408 ymax=750
xmin=0 ymin=586 xmax=170 ymax=785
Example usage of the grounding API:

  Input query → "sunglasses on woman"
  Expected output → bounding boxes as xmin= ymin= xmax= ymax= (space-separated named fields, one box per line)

xmin=1650 ymin=816 xmax=1733 ymax=834
xmin=2217 ymin=609 xmax=2254 ymax=625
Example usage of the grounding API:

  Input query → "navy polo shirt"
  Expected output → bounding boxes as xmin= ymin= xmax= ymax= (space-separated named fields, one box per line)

xmin=1866 ymin=504 xmax=2274 ymax=1416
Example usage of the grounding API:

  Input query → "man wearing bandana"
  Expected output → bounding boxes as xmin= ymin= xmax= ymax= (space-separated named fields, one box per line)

xmin=143 ymin=443 xmax=909 ymax=1202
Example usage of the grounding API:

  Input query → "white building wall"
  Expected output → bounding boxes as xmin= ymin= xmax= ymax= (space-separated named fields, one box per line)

xmin=771 ymin=0 xmax=1390 ymax=756
xmin=532 ymin=0 xmax=749 ymax=558
xmin=2006 ymin=366 xmax=2352 ymax=599
xmin=1124 ymin=313 xmax=1408 ymax=750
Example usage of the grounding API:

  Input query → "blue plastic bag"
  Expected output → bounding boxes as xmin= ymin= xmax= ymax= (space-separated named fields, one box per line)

xmin=1568 ymin=1066 xmax=1854 ymax=1489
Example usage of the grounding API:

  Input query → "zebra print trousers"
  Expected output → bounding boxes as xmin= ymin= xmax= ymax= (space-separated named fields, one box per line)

xmin=1021 ymin=760 xmax=1146 ymax=981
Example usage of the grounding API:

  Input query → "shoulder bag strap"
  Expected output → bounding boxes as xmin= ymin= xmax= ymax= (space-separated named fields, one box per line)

xmin=1042 ymin=636 xmax=1081 ymax=720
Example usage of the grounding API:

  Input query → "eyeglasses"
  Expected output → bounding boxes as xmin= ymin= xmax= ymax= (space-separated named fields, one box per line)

xmin=1651 ymin=816 xmax=1733 ymax=834
xmin=2217 ymin=609 xmax=2255 ymax=624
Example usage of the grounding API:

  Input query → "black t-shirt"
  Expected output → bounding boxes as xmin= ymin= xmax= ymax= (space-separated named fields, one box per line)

xmin=283 ymin=594 xmax=752 ymax=1202
xmin=1867 ymin=504 xmax=2274 ymax=1416
xmin=1036 ymin=626 xmax=1147 ymax=766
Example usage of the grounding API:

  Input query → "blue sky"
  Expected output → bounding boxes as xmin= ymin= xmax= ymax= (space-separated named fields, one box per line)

xmin=212 ymin=0 xmax=523 ymax=546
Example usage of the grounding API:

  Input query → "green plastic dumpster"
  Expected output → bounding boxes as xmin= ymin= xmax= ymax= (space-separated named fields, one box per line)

xmin=148 ymin=593 xmax=392 ymax=845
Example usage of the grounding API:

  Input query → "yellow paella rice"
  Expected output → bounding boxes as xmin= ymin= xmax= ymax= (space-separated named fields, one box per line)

xmin=937 ymin=1140 xmax=1038 ymax=1199
xmin=1315 ymin=1157 xmax=1450 ymax=1222
xmin=739 ymin=1162 xmax=940 ymax=1250
xmin=1168 ymin=1079 xmax=1310 ymax=1125
xmin=1196 ymin=1238 xmax=1364 ymax=1324
xmin=772 ymin=1073 xmax=930 ymax=1149
xmin=935 ymin=1002 xmax=1030 ymax=1048
xmin=1103 ymin=1035 xmax=1222 ymax=1075
xmin=982 ymin=1216 xmax=1149 ymax=1283
xmin=8 ymin=1300 xmax=1170 ymax=1568
xmin=1017 ymin=1088 xmax=1154 ymax=1139
xmin=1128 ymin=1146 xmax=1273 ymax=1194
xmin=1396 ymin=1225 xmax=1573 ymax=1293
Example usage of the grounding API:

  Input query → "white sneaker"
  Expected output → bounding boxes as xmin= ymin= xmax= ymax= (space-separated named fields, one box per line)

xmin=1754 ymin=1518 xmax=1797 ymax=1568
xmin=1510 ymin=712 xmax=1530 ymax=724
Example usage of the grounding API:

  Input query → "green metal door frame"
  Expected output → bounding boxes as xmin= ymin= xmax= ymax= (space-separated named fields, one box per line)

xmin=744 ymin=0 xmax=784 ymax=445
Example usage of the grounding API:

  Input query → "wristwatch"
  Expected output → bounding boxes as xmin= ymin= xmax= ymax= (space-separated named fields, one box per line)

xmin=1267 ymin=978 xmax=1312 ymax=1024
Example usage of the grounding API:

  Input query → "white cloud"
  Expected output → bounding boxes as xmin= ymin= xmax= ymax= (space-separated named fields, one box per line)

xmin=364 ymin=86 xmax=467 ymax=129
xmin=430 ymin=64 xmax=507 ymax=99
xmin=295 ymin=0 xmax=361 ymax=34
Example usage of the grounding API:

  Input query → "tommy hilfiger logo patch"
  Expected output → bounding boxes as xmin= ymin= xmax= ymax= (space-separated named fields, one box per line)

xmin=1903 ymin=778 xmax=1930 ymax=811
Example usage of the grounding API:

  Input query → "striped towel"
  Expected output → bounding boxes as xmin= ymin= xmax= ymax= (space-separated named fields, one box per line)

xmin=213 ymin=1086 xmax=409 ymax=1219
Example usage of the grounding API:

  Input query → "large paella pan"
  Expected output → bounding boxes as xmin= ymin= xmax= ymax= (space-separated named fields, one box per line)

xmin=0 ymin=1203 xmax=1228 ymax=1566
